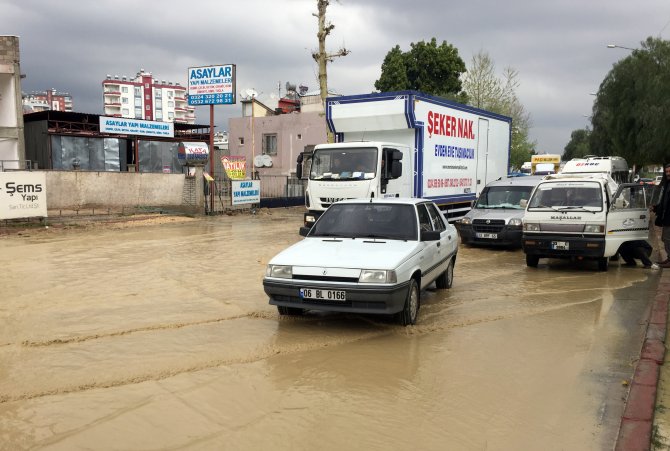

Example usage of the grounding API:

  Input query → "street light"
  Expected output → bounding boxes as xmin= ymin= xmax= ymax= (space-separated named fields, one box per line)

xmin=607 ymin=44 xmax=636 ymax=51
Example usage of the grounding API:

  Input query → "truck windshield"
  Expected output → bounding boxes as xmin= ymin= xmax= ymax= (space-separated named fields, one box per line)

xmin=476 ymin=186 xmax=533 ymax=210
xmin=310 ymin=203 xmax=418 ymax=241
xmin=310 ymin=147 xmax=377 ymax=181
xmin=528 ymin=184 xmax=603 ymax=211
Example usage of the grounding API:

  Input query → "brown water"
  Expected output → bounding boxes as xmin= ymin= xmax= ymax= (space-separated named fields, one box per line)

xmin=0 ymin=209 xmax=657 ymax=450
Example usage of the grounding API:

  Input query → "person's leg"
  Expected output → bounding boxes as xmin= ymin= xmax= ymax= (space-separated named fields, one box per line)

xmin=661 ymin=226 xmax=670 ymax=265
xmin=633 ymin=246 xmax=653 ymax=267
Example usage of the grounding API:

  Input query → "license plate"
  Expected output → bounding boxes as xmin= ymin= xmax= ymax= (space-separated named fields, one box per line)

xmin=476 ymin=232 xmax=498 ymax=239
xmin=551 ymin=241 xmax=569 ymax=250
xmin=299 ymin=288 xmax=346 ymax=301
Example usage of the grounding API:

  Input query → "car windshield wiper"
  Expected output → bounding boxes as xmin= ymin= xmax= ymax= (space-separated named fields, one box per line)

xmin=531 ymin=204 xmax=562 ymax=211
xmin=360 ymin=233 xmax=395 ymax=240
xmin=312 ymin=232 xmax=347 ymax=238
xmin=555 ymin=206 xmax=598 ymax=214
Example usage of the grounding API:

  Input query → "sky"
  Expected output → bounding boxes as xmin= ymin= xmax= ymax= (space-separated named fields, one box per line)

xmin=3 ymin=0 xmax=670 ymax=155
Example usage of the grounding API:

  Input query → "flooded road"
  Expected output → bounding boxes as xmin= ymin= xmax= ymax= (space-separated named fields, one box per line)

xmin=0 ymin=209 xmax=659 ymax=450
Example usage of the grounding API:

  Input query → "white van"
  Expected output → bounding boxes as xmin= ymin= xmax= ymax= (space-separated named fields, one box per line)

xmin=522 ymin=173 xmax=651 ymax=271
xmin=561 ymin=156 xmax=630 ymax=184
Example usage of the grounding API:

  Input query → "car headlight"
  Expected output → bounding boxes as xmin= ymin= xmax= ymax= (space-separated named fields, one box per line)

xmin=583 ymin=224 xmax=605 ymax=233
xmin=524 ymin=222 xmax=540 ymax=232
xmin=460 ymin=217 xmax=472 ymax=225
xmin=266 ymin=265 xmax=293 ymax=278
xmin=359 ymin=269 xmax=397 ymax=284
xmin=508 ymin=218 xmax=522 ymax=227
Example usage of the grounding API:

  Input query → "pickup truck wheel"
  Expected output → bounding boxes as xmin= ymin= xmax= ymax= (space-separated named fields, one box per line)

xmin=526 ymin=254 xmax=539 ymax=267
xmin=597 ymin=257 xmax=609 ymax=272
xmin=435 ymin=258 xmax=454 ymax=289
xmin=397 ymin=279 xmax=419 ymax=326
xmin=277 ymin=306 xmax=304 ymax=316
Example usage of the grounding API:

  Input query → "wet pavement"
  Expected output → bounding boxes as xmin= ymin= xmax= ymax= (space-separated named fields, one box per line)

xmin=0 ymin=208 xmax=661 ymax=450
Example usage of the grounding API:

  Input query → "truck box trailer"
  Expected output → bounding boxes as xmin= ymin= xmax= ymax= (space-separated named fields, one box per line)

xmin=300 ymin=91 xmax=511 ymax=225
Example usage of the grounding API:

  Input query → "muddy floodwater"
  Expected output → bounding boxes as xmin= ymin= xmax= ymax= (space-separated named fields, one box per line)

xmin=0 ymin=209 xmax=659 ymax=450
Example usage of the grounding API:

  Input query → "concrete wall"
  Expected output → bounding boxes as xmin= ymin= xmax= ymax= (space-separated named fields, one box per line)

xmin=0 ymin=35 xmax=25 ymax=168
xmin=45 ymin=171 xmax=187 ymax=209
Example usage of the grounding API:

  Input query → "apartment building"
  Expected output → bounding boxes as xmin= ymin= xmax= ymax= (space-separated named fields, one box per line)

xmin=23 ymin=89 xmax=73 ymax=112
xmin=102 ymin=69 xmax=195 ymax=124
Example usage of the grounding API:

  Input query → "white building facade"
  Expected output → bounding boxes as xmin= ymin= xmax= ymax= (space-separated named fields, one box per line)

xmin=102 ymin=69 xmax=195 ymax=124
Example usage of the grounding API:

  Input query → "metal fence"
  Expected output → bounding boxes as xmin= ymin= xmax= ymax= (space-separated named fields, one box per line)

xmin=206 ymin=174 xmax=306 ymax=213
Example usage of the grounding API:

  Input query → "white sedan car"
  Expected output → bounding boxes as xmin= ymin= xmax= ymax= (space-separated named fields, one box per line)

xmin=263 ymin=198 xmax=458 ymax=325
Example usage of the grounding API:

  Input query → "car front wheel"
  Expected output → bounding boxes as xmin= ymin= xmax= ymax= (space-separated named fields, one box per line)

xmin=597 ymin=257 xmax=609 ymax=272
xmin=526 ymin=254 xmax=539 ymax=267
xmin=397 ymin=279 xmax=419 ymax=326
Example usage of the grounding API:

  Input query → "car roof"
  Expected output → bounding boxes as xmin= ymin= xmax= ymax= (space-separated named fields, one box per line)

xmin=484 ymin=175 xmax=545 ymax=188
xmin=335 ymin=197 xmax=431 ymax=206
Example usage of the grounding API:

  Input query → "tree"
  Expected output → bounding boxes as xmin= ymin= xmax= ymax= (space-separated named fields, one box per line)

xmin=312 ymin=0 xmax=349 ymax=108
xmin=462 ymin=51 xmax=535 ymax=169
xmin=563 ymin=128 xmax=592 ymax=160
xmin=590 ymin=37 xmax=670 ymax=168
xmin=375 ymin=38 xmax=467 ymax=100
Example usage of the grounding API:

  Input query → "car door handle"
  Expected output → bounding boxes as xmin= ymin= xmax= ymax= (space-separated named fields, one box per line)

xmin=436 ymin=242 xmax=440 ymax=247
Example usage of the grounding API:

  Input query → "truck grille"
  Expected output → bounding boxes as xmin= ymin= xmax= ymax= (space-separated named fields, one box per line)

xmin=472 ymin=219 xmax=505 ymax=233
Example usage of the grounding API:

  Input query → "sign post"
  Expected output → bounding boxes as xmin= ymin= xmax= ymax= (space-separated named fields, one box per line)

xmin=187 ymin=64 xmax=236 ymax=213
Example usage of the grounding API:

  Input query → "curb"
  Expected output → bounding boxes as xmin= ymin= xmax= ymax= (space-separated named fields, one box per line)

xmin=615 ymin=271 xmax=670 ymax=450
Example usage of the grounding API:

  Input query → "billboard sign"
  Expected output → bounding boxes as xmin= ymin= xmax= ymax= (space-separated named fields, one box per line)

xmin=0 ymin=172 xmax=47 ymax=219
xmin=221 ymin=156 xmax=246 ymax=180
xmin=231 ymin=180 xmax=260 ymax=205
xmin=188 ymin=64 xmax=236 ymax=105
xmin=99 ymin=116 xmax=174 ymax=138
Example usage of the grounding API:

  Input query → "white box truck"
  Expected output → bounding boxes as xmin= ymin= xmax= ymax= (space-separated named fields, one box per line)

xmin=298 ymin=91 xmax=511 ymax=226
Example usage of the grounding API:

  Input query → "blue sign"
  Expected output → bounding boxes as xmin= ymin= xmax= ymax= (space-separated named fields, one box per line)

xmin=187 ymin=64 xmax=236 ymax=105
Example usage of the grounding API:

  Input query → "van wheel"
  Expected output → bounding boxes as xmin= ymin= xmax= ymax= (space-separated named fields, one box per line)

xmin=526 ymin=254 xmax=539 ymax=267
xmin=277 ymin=306 xmax=304 ymax=316
xmin=396 ymin=279 xmax=419 ymax=326
xmin=597 ymin=257 xmax=609 ymax=272
xmin=435 ymin=258 xmax=454 ymax=289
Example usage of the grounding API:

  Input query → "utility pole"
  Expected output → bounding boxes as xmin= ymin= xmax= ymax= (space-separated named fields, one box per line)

xmin=312 ymin=0 xmax=349 ymax=109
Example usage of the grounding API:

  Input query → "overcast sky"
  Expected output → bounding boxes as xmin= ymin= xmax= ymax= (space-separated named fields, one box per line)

xmin=4 ymin=0 xmax=669 ymax=154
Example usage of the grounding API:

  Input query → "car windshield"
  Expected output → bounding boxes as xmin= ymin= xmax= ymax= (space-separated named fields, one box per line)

xmin=528 ymin=183 xmax=603 ymax=211
xmin=475 ymin=185 xmax=533 ymax=210
xmin=309 ymin=203 xmax=418 ymax=241
xmin=310 ymin=147 xmax=377 ymax=180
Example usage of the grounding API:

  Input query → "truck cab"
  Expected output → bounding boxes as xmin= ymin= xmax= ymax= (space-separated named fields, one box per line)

xmin=300 ymin=142 xmax=407 ymax=226
xmin=522 ymin=173 xmax=651 ymax=271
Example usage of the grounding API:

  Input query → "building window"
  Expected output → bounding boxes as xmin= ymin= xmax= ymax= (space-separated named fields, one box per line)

xmin=262 ymin=133 xmax=277 ymax=155
xmin=297 ymin=134 xmax=302 ymax=140
xmin=155 ymin=111 xmax=163 ymax=120
xmin=135 ymin=98 xmax=142 ymax=107
xmin=122 ymin=108 xmax=129 ymax=115
xmin=167 ymin=91 xmax=173 ymax=99
xmin=239 ymin=137 xmax=245 ymax=145
xmin=155 ymin=90 xmax=162 ymax=98
xmin=146 ymin=116 xmax=150 ymax=120
xmin=134 ymin=87 xmax=141 ymax=96
xmin=122 ymin=97 xmax=128 ymax=104
xmin=145 ymin=83 xmax=149 ymax=88
xmin=168 ymin=112 xmax=174 ymax=119
xmin=122 ymin=86 xmax=129 ymax=93
xmin=135 ymin=108 xmax=142 ymax=118
xmin=155 ymin=99 xmax=162 ymax=109
xmin=145 ymin=94 xmax=150 ymax=100
xmin=168 ymin=100 xmax=174 ymax=108
xmin=146 ymin=105 xmax=150 ymax=111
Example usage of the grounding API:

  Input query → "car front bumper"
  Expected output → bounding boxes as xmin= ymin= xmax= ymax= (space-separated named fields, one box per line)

xmin=522 ymin=233 xmax=606 ymax=259
xmin=456 ymin=223 xmax=523 ymax=247
xmin=263 ymin=278 xmax=410 ymax=315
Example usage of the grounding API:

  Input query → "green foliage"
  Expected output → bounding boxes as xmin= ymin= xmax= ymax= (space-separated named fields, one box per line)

xmin=462 ymin=51 xmax=535 ymax=170
xmin=375 ymin=38 xmax=467 ymax=98
xmin=563 ymin=128 xmax=592 ymax=160
xmin=591 ymin=37 xmax=670 ymax=167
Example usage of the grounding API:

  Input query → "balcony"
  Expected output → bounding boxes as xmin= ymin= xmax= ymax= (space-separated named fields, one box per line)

xmin=104 ymin=91 xmax=121 ymax=97
xmin=104 ymin=102 xmax=121 ymax=107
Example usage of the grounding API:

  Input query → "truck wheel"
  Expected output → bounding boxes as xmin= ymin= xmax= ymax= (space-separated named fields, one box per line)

xmin=435 ymin=258 xmax=454 ymax=289
xmin=597 ymin=257 xmax=609 ymax=272
xmin=396 ymin=279 xmax=419 ymax=326
xmin=277 ymin=306 xmax=304 ymax=316
xmin=526 ymin=254 xmax=539 ymax=267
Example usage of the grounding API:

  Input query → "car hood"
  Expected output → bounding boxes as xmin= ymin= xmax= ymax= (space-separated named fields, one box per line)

xmin=268 ymin=237 xmax=422 ymax=270
xmin=467 ymin=208 xmax=524 ymax=221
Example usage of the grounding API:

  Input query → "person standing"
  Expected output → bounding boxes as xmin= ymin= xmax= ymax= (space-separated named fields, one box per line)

xmin=652 ymin=163 xmax=670 ymax=267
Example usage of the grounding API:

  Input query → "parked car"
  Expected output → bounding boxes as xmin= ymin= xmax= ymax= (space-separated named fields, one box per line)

xmin=656 ymin=175 xmax=663 ymax=185
xmin=263 ymin=198 xmax=458 ymax=325
xmin=455 ymin=176 xmax=544 ymax=247
xmin=638 ymin=178 xmax=654 ymax=185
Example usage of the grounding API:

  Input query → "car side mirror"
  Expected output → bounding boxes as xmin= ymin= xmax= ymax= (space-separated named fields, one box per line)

xmin=520 ymin=199 xmax=528 ymax=208
xmin=420 ymin=230 xmax=440 ymax=241
xmin=299 ymin=226 xmax=310 ymax=237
